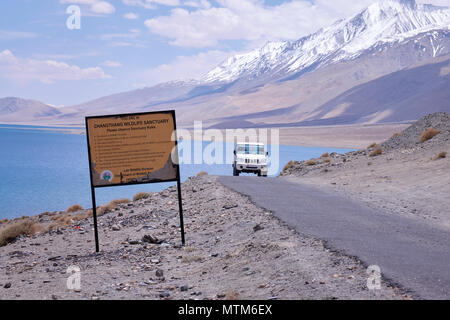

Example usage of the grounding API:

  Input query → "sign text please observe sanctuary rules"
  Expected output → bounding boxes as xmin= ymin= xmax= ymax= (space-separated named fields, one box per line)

xmin=86 ymin=111 xmax=178 ymax=188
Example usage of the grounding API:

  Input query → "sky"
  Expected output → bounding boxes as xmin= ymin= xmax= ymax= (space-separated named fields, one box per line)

xmin=0 ymin=0 xmax=449 ymax=106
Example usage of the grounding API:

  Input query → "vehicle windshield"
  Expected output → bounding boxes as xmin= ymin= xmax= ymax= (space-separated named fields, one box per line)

xmin=236 ymin=144 xmax=265 ymax=155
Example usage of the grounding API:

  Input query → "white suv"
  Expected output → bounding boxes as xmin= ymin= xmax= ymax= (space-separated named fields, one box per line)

xmin=233 ymin=142 xmax=268 ymax=177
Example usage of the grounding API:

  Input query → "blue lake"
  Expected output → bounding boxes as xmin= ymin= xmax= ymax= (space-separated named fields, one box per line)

xmin=0 ymin=125 xmax=352 ymax=219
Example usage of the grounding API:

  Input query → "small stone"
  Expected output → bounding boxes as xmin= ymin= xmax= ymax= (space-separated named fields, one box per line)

xmin=51 ymin=295 xmax=58 ymax=300
xmin=223 ymin=204 xmax=238 ymax=210
xmin=217 ymin=293 xmax=226 ymax=299
xmin=156 ymin=269 xmax=164 ymax=278
xmin=112 ymin=224 xmax=121 ymax=231
xmin=4 ymin=283 xmax=11 ymax=289
xmin=159 ymin=291 xmax=170 ymax=298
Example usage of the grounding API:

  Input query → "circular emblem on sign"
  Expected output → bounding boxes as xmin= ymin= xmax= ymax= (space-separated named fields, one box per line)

xmin=101 ymin=170 xmax=113 ymax=182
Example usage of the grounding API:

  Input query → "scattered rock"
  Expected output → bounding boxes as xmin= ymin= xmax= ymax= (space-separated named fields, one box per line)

xmin=111 ymin=224 xmax=121 ymax=231
xmin=156 ymin=269 xmax=164 ymax=278
xmin=4 ymin=283 xmax=11 ymax=289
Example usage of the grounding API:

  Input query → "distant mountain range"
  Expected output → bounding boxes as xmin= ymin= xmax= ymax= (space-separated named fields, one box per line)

xmin=1 ymin=0 xmax=449 ymax=128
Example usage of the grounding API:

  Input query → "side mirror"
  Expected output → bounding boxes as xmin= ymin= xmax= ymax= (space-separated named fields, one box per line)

xmin=234 ymin=150 xmax=236 ymax=155
xmin=266 ymin=151 xmax=269 ymax=156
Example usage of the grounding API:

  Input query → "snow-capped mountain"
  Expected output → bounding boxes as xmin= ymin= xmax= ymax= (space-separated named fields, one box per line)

xmin=204 ymin=0 xmax=450 ymax=83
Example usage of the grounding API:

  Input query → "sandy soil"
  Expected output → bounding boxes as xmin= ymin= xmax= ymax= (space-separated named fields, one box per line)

xmin=0 ymin=175 xmax=406 ymax=300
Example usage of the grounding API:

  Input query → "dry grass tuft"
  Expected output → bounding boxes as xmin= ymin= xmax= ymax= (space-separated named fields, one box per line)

xmin=0 ymin=220 xmax=43 ymax=246
xmin=196 ymin=171 xmax=208 ymax=177
xmin=97 ymin=203 xmax=116 ymax=216
xmin=283 ymin=160 xmax=294 ymax=171
xmin=66 ymin=204 xmax=84 ymax=213
xmin=432 ymin=152 xmax=447 ymax=161
xmin=321 ymin=152 xmax=329 ymax=158
xmin=0 ymin=218 xmax=8 ymax=224
xmin=133 ymin=192 xmax=150 ymax=202
xmin=420 ymin=128 xmax=440 ymax=143
xmin=305 ymin=160 xmax=317 ymax=166
xmin=323 ymin=158 xmax=331 ymax=164
xmin=391 ymin=132 xmax=401 ymax=139
xmin=367 ymin=143 xmax=378 ymax=149
xmin=48 ymin=215 xmax=73 ymax=230
xmin=369 ymin=147 xmax=383 ymax=157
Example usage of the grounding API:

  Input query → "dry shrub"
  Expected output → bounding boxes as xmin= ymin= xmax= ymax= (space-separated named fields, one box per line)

xmin=323 ymin=158 xmax=331 ymax=164
xmin=321 ymin=152 xmax=329 ymax=158
xmin=0 ymin=218 xmax=8 ymax=224
xmin=432 ymin=152 xmax=447 ymax=161
xmin=0 ymin=220 xmax=43 ymax=246
xmin=391 ymin=132 xmax=401 ymax=139
xmin=110 ymin=198 xmax=130 ymax=206
xmin=196 ymin=171 xmax=208 ymax=177
xmin=66 ymin=204 xmax=84 ymax=213
xmin=133 ymin=192 xmax=150 ymax=202
xmin=283 ymin=160 xmax=294 ymax=171
xmin=367 ymin=143 xmax=378 ymax=149
xmin=305 ymin=160 xmax=317 ymax=166
xmin=369 ymin=147 xmax=383 ymax=157
xmin=84 ymin=204 xmax=115 ymax=218
xmin=420 ymin=128 xmax=440 ymax=143
xmin=97 ymin=203 xmax=116 ymax=216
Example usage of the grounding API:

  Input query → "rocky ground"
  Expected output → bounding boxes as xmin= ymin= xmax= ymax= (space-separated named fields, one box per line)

xmin=0 ymin=175 xmax=406 ymax=300
xmin=281 ymin=113 xmax=450 ymax=230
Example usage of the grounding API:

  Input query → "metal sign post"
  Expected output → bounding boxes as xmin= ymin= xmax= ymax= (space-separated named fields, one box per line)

xmin=85 ymin=110 xmax=185 ymax=252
